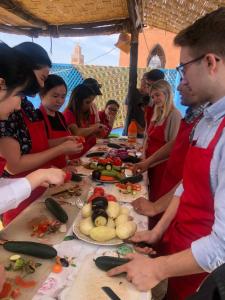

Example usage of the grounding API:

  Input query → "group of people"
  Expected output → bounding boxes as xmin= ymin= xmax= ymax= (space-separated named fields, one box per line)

xmin=0 ymin=5 xmax=225 ymax=300
xmin=108 ymin=6 xmax=225 ymax=300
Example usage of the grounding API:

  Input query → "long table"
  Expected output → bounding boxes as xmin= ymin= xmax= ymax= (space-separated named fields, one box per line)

xmin=0 ymin=138 xmax=151 ymax=300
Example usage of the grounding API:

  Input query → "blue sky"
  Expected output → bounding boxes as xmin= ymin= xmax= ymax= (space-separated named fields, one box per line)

xmin=0 ymin=32 xmax=120 ymax=66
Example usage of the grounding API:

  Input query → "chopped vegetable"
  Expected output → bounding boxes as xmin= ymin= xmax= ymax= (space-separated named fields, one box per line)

xmin=11 ymin=288 xmax=21 ymax=298
xmin=15 ymin=276 xmax=36 ymax=288
xmin=100 ymin=175 xmax=115 ymax=181
xmin=105 ymin=194 xmax=117 ymax=202
xmin=52 ymin=263 xmax=62 ymax=273
xmin=60 ymin=258 xmax=69 ymax=267
xmin=31 ymin=219 xmax=61 ymax=238
xmin=0 ymin=282 xmax=12 ymax=298
xmin=10 ymin=255 xmax=21 ymax=261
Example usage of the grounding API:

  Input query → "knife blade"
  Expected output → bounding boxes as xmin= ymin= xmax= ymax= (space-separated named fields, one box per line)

xmin=101 ymin=286 xmax=122 ymax=300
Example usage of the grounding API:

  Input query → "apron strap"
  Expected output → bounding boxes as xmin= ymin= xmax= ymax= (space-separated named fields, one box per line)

xmin=207 ymin=116 xmax=225 ymax=150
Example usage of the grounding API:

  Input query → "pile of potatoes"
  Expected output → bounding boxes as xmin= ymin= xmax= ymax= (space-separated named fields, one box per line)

xmin=79 ymin=199 xmax=137 ymax=242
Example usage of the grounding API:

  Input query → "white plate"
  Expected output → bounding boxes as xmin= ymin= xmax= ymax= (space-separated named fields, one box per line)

xmin=73 ymin=211 xmax=123 ymax=246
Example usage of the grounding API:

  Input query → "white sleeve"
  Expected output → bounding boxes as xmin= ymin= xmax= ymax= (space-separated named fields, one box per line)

xmin=0 ymin=178 xmax=31 ymax=214
xmin=174 ymin=183 xmax=184 ymax=197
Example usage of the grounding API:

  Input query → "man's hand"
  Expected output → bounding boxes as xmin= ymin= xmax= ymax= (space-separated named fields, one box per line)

xmin=108 ymin=253 xmax=164 ymax=291
xmin=132 ymin=197 xmax=158 ymax=217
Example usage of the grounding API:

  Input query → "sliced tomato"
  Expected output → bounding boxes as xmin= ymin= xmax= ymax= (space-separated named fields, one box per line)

xmin=93 ymin=187 xmax=105 ymax=196
xmin=106 ymin=194 xmax=117 ymax=202
xmin=15 ymin=276 xmax=36 ymax=288
xmin=64 ymin=171 xmax=72 ymax=182
xmin=0 ymin=282 xmax=12 ymax=298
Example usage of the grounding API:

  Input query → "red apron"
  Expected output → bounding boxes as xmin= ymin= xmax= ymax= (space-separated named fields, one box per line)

xmin=162 ymin=116 xmax=225 ymax=300
xmin=158 ymin=117 xmax=201 ymax=199
xmin=40 ymin=105 xmax=69 ymax=168
xmin=3 ymin=110 xmax=51 ymax=225
xmin=145 ymin=106 xmax=154 ymax=129
xmin=146 ymin=119 xmax=168 ymax=200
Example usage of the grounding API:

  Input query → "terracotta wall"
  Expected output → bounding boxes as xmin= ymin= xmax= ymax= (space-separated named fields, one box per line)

xmin=119 ymin=27 xmax=180 ymax=69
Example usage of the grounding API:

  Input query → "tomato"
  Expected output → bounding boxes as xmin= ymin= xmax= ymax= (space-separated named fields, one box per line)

xmin=52 ymin=263 xmax=63 ymax=273
xmin=15 ymin=276 xmax=36 ymax=288
xmin=0 ymin=282 xmax=12 ymax=298
xmin=76 ymin=136 xmax=85 ymax=144
xmin=106 ymin=194 xmax=117 ymax=202
xmin=93 ymin=187 xmax=105 ymax=196
xmin=113 ymin=158 xmax=122 ymax=166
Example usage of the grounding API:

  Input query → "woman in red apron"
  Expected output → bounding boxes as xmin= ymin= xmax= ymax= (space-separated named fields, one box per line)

xmin=63 ymin=83 xmax=106 ymax=154
xmin=39 ymin=74 xmax=71 ymax=168
xmin=145 ymin=80 xmax=181 ymax=225
xmin=99 ymin=100 xmax=120 ymax=138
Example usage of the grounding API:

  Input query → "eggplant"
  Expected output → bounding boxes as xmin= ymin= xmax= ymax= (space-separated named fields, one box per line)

xmin=97 ymin=163 xmax=104 ymax=170
xmin=92 ymin=197 xmax=108 ymax=210
xmin=120 ymin=174 xmax=143 ymax=184
xmin=95 ymin=256 xmax=130 ymax=271
xmin=92 ymin=170 xmax=101 ymax=180
xmin=92 ymin=209 xmax=108 ymax=227
xmin=71 ymin=172 xmax=82 ymax=182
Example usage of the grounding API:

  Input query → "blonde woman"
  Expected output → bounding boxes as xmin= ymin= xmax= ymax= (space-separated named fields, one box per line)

xmin=144 ymin=80 xmax=181 ymax=220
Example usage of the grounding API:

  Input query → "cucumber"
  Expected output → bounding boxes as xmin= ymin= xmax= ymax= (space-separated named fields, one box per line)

xmin=120 ymin=174 xmax=143 ymax=184
xmin=95 ymin=256 xmax=130 ymax=271
xmin=45 ymin=198 xmax=68 ymax=223
xmin=3 ymin=241 xmax=57 ymax=259
xmin=86 ymin=152 xmax=105 ymax=158
xmin=122 ymin=156 xmax=141 ymax=163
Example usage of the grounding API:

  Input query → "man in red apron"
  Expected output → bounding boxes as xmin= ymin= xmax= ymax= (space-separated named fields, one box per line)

xmin=108 ymin=7 xmax=225 ymax=300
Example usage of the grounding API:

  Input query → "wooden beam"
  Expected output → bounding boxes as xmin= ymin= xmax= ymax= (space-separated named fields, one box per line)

xmin=126 ymin=0 xmax=138 ymax=33
xmin=0 ymin=24 xmax=30 ymax=36
xmin=59 ymin=19 xmax=129 ymax=29
xmin=0 ymin=0 xmax=48 ymax=28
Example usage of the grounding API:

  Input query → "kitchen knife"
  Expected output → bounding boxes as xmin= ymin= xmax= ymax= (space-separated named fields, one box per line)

xmin=102 ymin=286 xmax=122 ymax=300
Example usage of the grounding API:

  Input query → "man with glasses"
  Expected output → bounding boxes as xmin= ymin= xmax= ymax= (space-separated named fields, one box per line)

xmin=108 ymin=7 xmax=225 ymax=300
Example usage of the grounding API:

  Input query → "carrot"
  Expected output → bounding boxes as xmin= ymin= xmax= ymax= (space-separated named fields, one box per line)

xmin=100 ymin=175 xmax=115 ymax=181
xmin=0 ymin=282 xmax=12 ymax=298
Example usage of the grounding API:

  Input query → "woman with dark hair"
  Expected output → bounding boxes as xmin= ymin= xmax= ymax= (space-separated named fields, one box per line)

xmin=39 ymin=74 xmax=80 ymax=167
xmin=0 ymin=42 xmax=83 ymax=225
xmin=99 ymin=99 xmax=119 ymax=137
xmin=63 ymin=84 xmax=107 ymax=150
xmin=0 ymin=42 xmax=67 ymax=290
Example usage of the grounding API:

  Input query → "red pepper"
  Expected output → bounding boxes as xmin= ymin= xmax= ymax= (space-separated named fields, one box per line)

xmin=0 ymin=282 xmax=12 ymax=298
xmin=106 ymin=194 xmax=117 ymax=202
xmin=93 ymin=187 xmax=105 ymax=196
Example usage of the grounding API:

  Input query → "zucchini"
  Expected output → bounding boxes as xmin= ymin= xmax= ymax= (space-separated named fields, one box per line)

xmin=86 ymin=152 xmax=105 ymax=158
xmin=95 ymin=256 xmax=130 ymax=271
xmin=120 ymin=174 xmax=143 ymax=184
xmin=3 ymin=241 xmax=57 ymax=259
xmin=92 ymin=209 xmax=108 ymax=226
xmin=71 ymin=172 xmax=82 ymax=182
xmin=105 ymin=164 xmax=112 ymax=171
xmin=107 ymin=143 xmax=122 ymax=149
xmin=45 ymin=198 xmax=68 ymax=223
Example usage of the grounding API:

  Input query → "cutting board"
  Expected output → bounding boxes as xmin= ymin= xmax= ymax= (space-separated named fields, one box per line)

xmin=0 ymin=246 xmax=54 ymax=300
xmin=0 ymin=198 xmax=79 ymax=245
xmin=64 ymin=254 xmax=151 ymax=300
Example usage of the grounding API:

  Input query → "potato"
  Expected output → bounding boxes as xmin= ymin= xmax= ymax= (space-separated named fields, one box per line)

xmin=106 ymin=202 xmax=120 ymax=219
xmin=79 ymin=217 xmax=94 ymax=236
xmin=89 ymin=226 xmax=116 ymax=242
xmin=81 ymin=203 xmax=92 ymax=218
xmin=116 ymin=221 xmax=137 ymax=239
xmin=120 ymin=206 xmax=129 ymax=215
xmin=107 ymin=218 xmax=116 ymax=228
xmin=115 ymin=214 xmax=129 ymax=227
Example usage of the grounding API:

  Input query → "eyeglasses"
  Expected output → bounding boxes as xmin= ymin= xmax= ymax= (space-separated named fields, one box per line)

xmin=176 ymin=54 xmax=220 ymax=79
